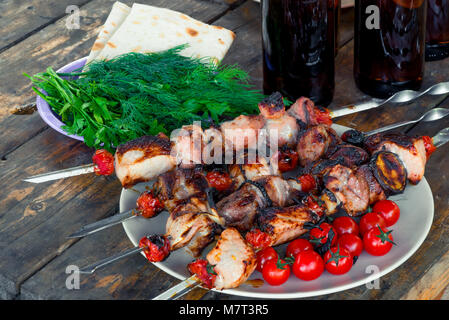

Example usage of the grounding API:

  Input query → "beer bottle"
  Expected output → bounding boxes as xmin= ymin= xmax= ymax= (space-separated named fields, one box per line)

xmin=426 ymin=0 xmax=449 ymax=61
xmin=262 ymin=0 xmax=335 ymax=107
xmin=354 ymin=0 xmax=427 ymax=98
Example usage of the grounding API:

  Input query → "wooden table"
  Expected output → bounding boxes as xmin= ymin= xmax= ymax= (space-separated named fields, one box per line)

xmin=1 ymin=0 xmax=448 ymax=300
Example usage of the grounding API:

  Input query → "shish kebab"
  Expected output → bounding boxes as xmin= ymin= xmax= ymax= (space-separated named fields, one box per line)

xmin=78 ymin=123 xmax=448 ymax=292
xmin=69 ymin=90 xmax=443 ymax=238
xmin=23 ymin=88 xmax=437 ymax=185
xmin=78 ymin=118 xmax=448 ymax=288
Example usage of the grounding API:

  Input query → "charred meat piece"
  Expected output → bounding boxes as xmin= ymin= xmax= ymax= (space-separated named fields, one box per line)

xmin=115 ymin=133 xmax=176 ymax=188
xmin=328 ymin=144 xmax=369 ymax=168
xmin=153 ymin=168 xmax=209 ymax=212
xmin=370 ymin=151 xmax=407 ymax=195
xmin=166 ymin=197 xmax=219 ymax=257
xmin=259 ymin=92 xmax=299 ymax=147
xmin=323 ymin=164 xmax=370 ymax=216
xmin=170 ymin=124 xmax=204 ymax=169
xmin=206 ymin=228 xmax=257 ymax=290
xmin=296 ymin=125 xmax=342 ymax=167
xmin=256 ymin=204 xmax=319 ymax=247
xmin=287 ymin=96 xmax=333 ymax=127
xmin=341 ymin=129 xmax=366 ymax=147
xmin=214 ymin=175 xmax=296 ymax=232
xmin=364 ymin=133 xmax=427 ymax=184
xmin=356 ymin=164 xmax=387 ymax=204
xmin=215 ymin=182 xmax=267 ymax=232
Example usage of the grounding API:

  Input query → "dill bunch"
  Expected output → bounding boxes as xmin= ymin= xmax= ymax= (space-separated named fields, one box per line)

xmin=25 ymin=45 xmax=264 ymax=152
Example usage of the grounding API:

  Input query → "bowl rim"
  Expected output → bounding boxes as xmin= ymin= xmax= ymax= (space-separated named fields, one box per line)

xmin=35 ymin=57 xmax=88 ymax=142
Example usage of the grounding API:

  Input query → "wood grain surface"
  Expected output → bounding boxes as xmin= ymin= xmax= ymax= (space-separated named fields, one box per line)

xmin=0 ymin=0 xmax=448 ymax=300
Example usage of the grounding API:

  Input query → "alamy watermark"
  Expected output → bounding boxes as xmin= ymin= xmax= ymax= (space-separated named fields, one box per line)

xmin=66 ymin=5 xmax=80 ymax=30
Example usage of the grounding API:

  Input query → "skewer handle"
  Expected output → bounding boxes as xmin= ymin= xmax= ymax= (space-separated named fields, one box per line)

xmin=152 ymin=275 xmax=201 ymax=300
xmin=79 ymin=246 xmax=144 ymax=274
xmin=23 ymin=163 xmax=95 ymax=183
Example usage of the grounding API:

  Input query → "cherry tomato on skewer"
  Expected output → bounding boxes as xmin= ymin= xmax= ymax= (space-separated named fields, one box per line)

xmin=92 ymin=149 xmax=115 ymax=176
xmin=136 ymin=191 xmax=164 ymax=218
xmin=139 ymin=234 xmax=170 ymax=262
xmin=206 ymin=171 xmax=233 ymax=192
xmin=188 ymin=259 xmax=216 ymax=289
xmin=298 ymin=174 xmax=316 ymax=193
xmin=277 ymin=149 xmax=299 ymax=172
xmin=245 ymin=228 xmax=272 ymax=251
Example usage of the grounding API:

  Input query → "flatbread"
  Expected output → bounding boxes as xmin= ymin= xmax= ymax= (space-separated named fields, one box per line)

xmin=94 ymin=3 xmax=236 ymax=64
xmin=86 ymin=1 xmax=131 ymax=64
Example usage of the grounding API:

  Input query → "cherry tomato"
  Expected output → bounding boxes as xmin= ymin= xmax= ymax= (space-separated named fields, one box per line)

xmin=337 ymin=233 xmax=363 ymax=258
xmin=372 ymin=200 xmax=400 ymax=227
xmin=422 ymin=135 xmax=436 ymax=159
xmin=277 ymin=149 xmax=299 ymax=172
xmin=92 ymin=149 xmax=115 ymax=176
xmin=298 ymin=174 xmax=317 ymax=193
xmin=315 ymin=107 xmax=333 ymax=126
xmin=262 ymin=258 xmax=291 ymax=286
xmin=187 ymin=259 xmax=216 ymax=289
xmin=363 ymin=226 xmax=395 ymax=256
xmin=139 ymin=234 xmax=170 ymax=262
xmin=332 ymin=216 xmax=359 ymax=236
xmin=304 ymin=196 xmax=325 ymax=217
xmin=206 ymin=171 xmax=233 ymax=192
xmin=309 ymin=222 xmax=338 ymax=246
xmin=292 ymin=250 xmax=324 ymax=281
xmin=286 ymin=239 xmax=314 ymax=259
xmin=324 ymin=245 xmax=353 ymax=275
xmin=359 ymin=211 xmax=387 ymax=237
xmin=245 ymin=229 xmax=272 ymax=251
xmin=256 ymin=247 xmax=278 ymax=273
xmin=136 ymin=191 xmax=164 ymax=218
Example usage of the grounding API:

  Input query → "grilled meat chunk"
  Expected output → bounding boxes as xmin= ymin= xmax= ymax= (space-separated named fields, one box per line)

xmin=296 ymin=125 xmax=342 ymax=166
xmin=364 ymin=133 xmax=427 ymax=184
xmin=153 ymin=168 xmax=209 ymax=212
xmin=256 ymin=204 xmax=319 ymax=247
xmin=323 ymin=164 xmax=370 ymax=216
xmin=115 ymin=133 xmax=175 ymax=188
xmin=166 ymin=197 xmax=219 ymax=257
xmin=328 ymin=144 xmax=369 ymax=168
xmin=356 ymin=164 xmax=387 ymax=204
xmin=287 ymin=96 xmax=332 ymax=127
xmin=259 ymin=92 xmax=299 ymax=147
xmin=206 ymin=228 xmax=257 ymax=290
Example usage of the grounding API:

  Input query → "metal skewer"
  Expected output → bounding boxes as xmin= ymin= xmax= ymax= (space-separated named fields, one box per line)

xmin=366 ymin=107 xmax=449 ymax=136
xmin=330 ymin=81 xmax=449 ymax=119
xmin=152 ymin=275 xmax=201 ymax=300
xmin=79 ymin=246 xmax=145 ymax=274
xmin=23 ymin=163 xmax=95 ymax=184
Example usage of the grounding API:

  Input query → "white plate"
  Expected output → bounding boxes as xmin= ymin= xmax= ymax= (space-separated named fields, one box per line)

xmin=121 ymin=124 xmax=434 ymax=299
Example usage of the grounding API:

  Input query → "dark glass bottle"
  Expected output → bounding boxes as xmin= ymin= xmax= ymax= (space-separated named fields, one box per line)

xmin=354 ymin=0 xmax=427 ymax=98
xmin=262 ymin=0 xmax=335 ymax=107
xmin=426 ymin=0 xmax=449 ymax=61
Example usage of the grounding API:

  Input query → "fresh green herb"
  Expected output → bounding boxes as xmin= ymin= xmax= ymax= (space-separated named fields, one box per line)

xmin=25 ymin=45 xmax=264 ymax=152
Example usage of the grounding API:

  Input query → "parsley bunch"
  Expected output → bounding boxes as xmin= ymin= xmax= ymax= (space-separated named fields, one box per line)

xmin=25 ymin=45 xmax=264 ymax=152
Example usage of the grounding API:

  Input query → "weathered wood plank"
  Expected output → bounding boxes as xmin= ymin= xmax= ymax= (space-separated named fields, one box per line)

xmin=0 ymin=0 xmax=232 ymax=299
xmin=0 ymin=0 xmax=92 ymax=53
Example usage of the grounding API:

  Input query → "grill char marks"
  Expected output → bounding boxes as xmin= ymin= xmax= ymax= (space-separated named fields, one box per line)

xmin=297 ymin=125 xmax=342 ymax=166
xmin=258 ymin=91 xmax=285 ymax=119
xmin=256 ymin=204 xmax=318 ymax=247
xmin=114 ymin=133 xmax=175 ymax=188
xmin=356 ymin=164 xmax=387 ymax=204
xmin=364 ymin=133 xmax=427 ymax=184
xmin=323 ymin=164 xmax=370 ymax=216
xmin=329 ymin=144 xmax=369 ymax=168
xmin=370 ymin=151 xmax=407 ymax=195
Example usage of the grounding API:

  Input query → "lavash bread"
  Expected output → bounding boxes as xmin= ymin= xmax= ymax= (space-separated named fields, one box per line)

xmin=93 ymin=3 xmax=236 ymax=64
xmin=86 ymin=1 xmax=131 ymax=64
